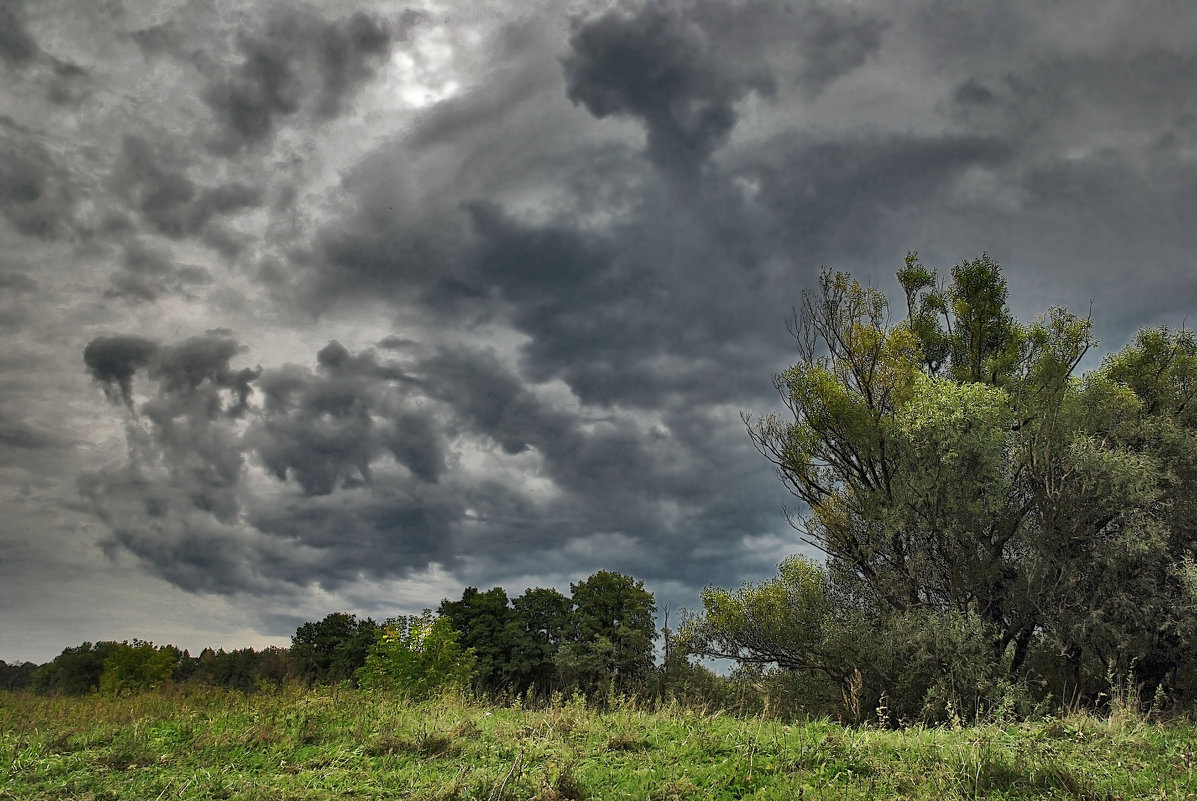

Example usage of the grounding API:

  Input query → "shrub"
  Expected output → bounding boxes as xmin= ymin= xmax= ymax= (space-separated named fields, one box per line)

xmin=99 ymin=640 xmax=178 ymax=695
xmin=356 ymin=612 xmax=475 ymax=697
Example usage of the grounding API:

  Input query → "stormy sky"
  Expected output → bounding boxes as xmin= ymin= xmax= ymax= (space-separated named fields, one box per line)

xmin=2 ymin=0 xmax=1195 ymax=662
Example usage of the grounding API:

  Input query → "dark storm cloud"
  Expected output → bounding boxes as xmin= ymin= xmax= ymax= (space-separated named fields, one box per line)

xmin=150 ymin=335 xmax=260 ymax=417
xmin=741 ymin=133 xmax=1013 ymax=257
xmin=203 ymin=36 xmax=302 ymax=151
xmin=415 ymin=344 xmax=574 ymax=456
xmin=77 ymin=333 xmax=784 ymax=596
xmin=78 ymin=460 xmax=296 ymax=594
xmin=116 ymin=136 xmax=263 ymax=241
xmin=307 ymin=126 xmax=1010 ymax=417
xmin=456 ymin=132 xmax=1010 ymax=409
xmin=0 ymin=272 xmax=35 ymax=293
xmin=83 ymin=332 xmax=259 ymax=488
xmin=461 ymin=199 xmax=690 ymax=407
xmin=951 ymin=49 xmax=1197 ymax=138
xmin=953 ymin=78 xmax=994 ymax=107
xmin=130 ymin=23 xmax=181 ymax=60
xmin=0 ymin=0 xmax=37 ymax=66
xmin=85 ymin=333 xmax=258 ymax=418
xmin=297 ymin=1 xmax=910 ymax=410
xmin=358 ymin=354 xmax=752 ymax=592
xmin=253 ymin=343 xmax=412 ymax=495
xmin=80 ymin=332 xmax=271 ymax=591
xmin=916 ymin=33 xmax=1197 ymax=339
xmin=390 ymin=345 xmax=785 ymax=589
xmin=80 ymin=335 xmax=454 ymax=592
xmin=563 ymin=0 xmax=885 ymax=176
xmin=311 ymin=11 xmax=398 ymax=118
xmin=310 ymin=193 xmax=478 ymax=313
xmin=563 ymin=0 xmax=776 ymax=176
xmin=464 ymin=200 xmax=653 ymax=389
xmin=202 ymin=9 xmax=400 ymax=153
xmin=83 ymin=335 xmax=160 ymax=407
xmin=783 ymin=4 xmax=886 ymax=98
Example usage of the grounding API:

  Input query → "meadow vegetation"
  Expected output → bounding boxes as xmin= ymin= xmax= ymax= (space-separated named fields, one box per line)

xmin=3 ymin=684 xmax=1195 ymax=800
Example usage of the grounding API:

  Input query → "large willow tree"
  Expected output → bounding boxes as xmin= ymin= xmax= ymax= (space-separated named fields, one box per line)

xmin=684 ymin=254 xmax=1197 ymax=719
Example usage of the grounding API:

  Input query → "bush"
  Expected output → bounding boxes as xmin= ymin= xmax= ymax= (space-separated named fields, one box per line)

xmin=99 ymin=641 xmax=178 ymax=695
xmin=356 ymin=613 xmax=475 ymax=697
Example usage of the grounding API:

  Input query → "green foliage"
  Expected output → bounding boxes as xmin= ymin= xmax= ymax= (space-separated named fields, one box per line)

xmin=180 ymin=645 xmax=290 ymax=692
xmin=438 ymin=585 xmax=574 ymax=695
xmin=438 ymin=586 xmax=516 ymax=691
xmin=32 ymin=641 xmax=121 ymax=695
xmin=437 ymin=573 xmax=657 ymax=699
xmin=679 ymin=556 xmax=831 ymax=674
xmin=356 ymin=612 xmax=475 ymax=697
xmin=290 ymin=612 xmax=379 ymax=686
xmin=508 ymin=586 xmax=571 ymax=692
xmin=724 ymin=253 xmax=1197 ymax=722
xmin=565 ymin=570 xmax=657 ymax=695
xmin=0 ymin=659 xmax=38 ymax=690
xmin=99 ymin=641 xmax=178 ymax=696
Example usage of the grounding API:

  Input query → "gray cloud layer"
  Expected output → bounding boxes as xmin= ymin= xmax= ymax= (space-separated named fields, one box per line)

xmin=1 ymin=0 xmax=1195 ymax=660
xmin=78 ymin=330 xmax=782 ymax=600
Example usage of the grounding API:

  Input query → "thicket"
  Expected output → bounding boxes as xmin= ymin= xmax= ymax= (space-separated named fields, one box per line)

xmin=683 ymin=254 xmax=1197 ymax=724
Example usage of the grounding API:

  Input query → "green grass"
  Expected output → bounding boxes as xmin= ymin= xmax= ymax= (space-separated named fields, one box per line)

xmin=2 ymin=686 xmax=1194 ymax=800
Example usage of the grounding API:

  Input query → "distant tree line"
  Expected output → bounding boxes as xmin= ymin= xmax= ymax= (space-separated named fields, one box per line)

xmin=3 ymin=570 xmax=671 ymax=702
xmin=9 ymin=640 xmax=293 ymax=696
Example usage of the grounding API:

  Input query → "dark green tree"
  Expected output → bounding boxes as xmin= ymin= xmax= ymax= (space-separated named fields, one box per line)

xmin=507 ymin=587 xmax=571 ymax=693
xmin=438 ymin=587 xmax=516 ymax=692
xmin=0 ymin=659 xmax=39 ymax=690
xmin=32 ymin=642 xmax=121 ymax=695
xmin=290 ymin=612 xmax=379 ymax=685
xmin=183 ymin=646 xmax=289 ymax=692
xmin=560 ymin=570 xmax=656 ymax=695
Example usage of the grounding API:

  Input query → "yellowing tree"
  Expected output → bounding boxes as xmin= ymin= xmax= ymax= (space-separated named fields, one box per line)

xmin=356 ymin=613 xmax=475 ymax=697
xmin=99 ymin=640 xmax=178 ymax=695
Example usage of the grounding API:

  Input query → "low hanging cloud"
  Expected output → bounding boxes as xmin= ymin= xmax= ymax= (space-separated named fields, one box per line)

xmin=83 ymin=335 xmax=160 ymax=408
xmin=79 ymin=331 xmax=787 ymax=596
xmin=563 ymin=0 xmax=885 ymax=177
xmin=563 ymin=0 xmax=777 ymax=177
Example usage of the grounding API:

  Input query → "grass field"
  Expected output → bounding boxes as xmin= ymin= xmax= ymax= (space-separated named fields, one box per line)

xmin=2 ymin=685 xmax=1195 ymax=800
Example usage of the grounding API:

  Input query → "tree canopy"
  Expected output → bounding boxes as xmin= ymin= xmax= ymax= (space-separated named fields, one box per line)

xmin=438 ymin=571 xmax=657 ymax=698
xmin=290 ymin=612 xmax=379 ymax=685
xmin=683 ymin=254 xmax=1197 ymax=721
